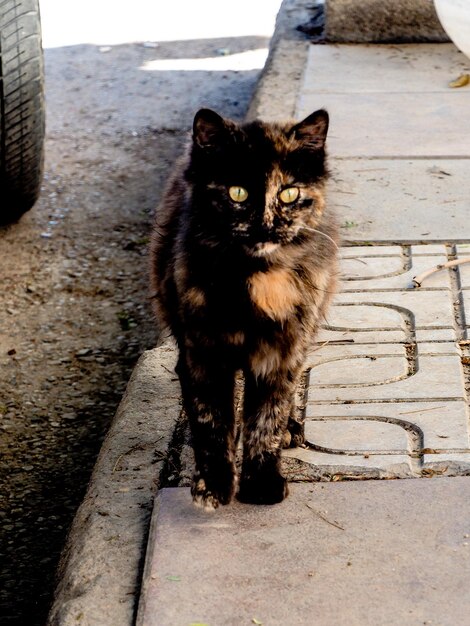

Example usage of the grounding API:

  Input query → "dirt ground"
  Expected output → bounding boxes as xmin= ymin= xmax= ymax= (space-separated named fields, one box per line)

xmin=0 ymin=36 xmax=268 ymax=625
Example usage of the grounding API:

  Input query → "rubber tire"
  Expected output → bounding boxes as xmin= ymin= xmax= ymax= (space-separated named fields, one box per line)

xmin=0 ymin=0 xmax=45 ymax=224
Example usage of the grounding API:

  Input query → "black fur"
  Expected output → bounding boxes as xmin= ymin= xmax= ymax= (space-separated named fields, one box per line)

xmin=150 ymin=109 xmax=338 ymax=508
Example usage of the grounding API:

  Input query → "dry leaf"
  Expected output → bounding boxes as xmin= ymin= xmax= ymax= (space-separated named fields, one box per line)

xmin=449 ymin=74 xmax=470 ymax=88
xmin=331 ymin=474 xmax=344 ymax=481
xmin=422 ymin=466 xmax=448 ymax=477
xmin=252 ymin=619 xmax=263 ymax=625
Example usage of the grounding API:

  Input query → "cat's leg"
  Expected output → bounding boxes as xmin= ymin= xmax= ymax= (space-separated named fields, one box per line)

xmin=279 ymin=370 xmax=306 ymax=449
xmin=177 ymin=347 xmax=237 ymax=510
xmin=283 ymin=415 xmax=306 ymax=449
xmin=238 ymin=370 xmax=298 ymax=504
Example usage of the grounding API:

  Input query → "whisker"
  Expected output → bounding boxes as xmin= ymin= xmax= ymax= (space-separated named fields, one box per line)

xmin=299 ymin=226 xmax=340 ymax=250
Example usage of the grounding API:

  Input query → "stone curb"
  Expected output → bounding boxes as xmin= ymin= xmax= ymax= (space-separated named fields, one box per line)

xmin=246 ymin=0 xmax=312 ymax=122
xmin=47 ymin=345 xmax=180 ymax=626
xmin=326 ymin=0 xmax=449 ymax=43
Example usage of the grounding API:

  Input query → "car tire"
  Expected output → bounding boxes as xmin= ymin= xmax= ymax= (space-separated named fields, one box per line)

xmin=0 ymin=0 xmax=45 ymax=224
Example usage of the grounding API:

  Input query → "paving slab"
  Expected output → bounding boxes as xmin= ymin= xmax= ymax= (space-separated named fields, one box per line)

xmin=332 ymin=290 xmax=456 ymax=330
xmin=329 ymin=158 xmax=470 ymax=241
xmin=297 ymin=43 xmax=470 ymax=241
xmin=411 ymin=244 xmax=450 ymax=255
xmin=304 ymin=418 xmax=409 ymax=451
xmin=298 ymin=44 xmax=470 ymax=158
xmin=341 ymin=245 xmax=404 ymax=257
xmin=299 ymin=92 xmax=470 ymax=157
xmin=305 ymin=401 xmax=470 ymax=451
xmin=463 ymin=291 xmax=470 ymax=332
xmin=292 ymin=243 xmax=470 ymax=477
xmin=303 ymin=44 xmax=466 ymax=92
xmin=340 ymin=253 xmax=450 ymax=290
xmin=137 ymin=480 xmax=470 ymax=626
xmin=309 ymin=353 xmax=465 ymax=401
xmin=283 ymin=447 xmax=416 ymax=476
xmin=457 ymin=250 xmax=470 ymax=289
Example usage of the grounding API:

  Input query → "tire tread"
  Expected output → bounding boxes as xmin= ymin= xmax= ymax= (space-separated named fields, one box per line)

xmin=0 ymin=0 xmax=45 ymax=222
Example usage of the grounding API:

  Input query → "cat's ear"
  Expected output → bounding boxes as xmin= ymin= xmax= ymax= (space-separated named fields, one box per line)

xmin=193 ymin=108 xmax=229 ymax=148
xmin=291 ymin=109 xmax=329 ymax=150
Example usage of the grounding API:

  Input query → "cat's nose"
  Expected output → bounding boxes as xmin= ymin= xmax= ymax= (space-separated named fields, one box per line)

xmin=255 ymin=223 xmax=272 ymax=241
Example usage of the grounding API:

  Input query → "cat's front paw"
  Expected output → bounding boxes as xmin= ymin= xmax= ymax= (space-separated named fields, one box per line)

xmin=285 ymin=417 xmax=305 ymax=448
xmin=191 ymin=477 xmax=221 ymax=511
xmin=237 ymin=467 xmax=288 ymax=505
xmin=191 ymin=472 xmax=236 ymax=511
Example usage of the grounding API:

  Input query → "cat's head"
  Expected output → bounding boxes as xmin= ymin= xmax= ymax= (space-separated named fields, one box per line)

xmin=187 ymin=108 xmax=330 ymax=257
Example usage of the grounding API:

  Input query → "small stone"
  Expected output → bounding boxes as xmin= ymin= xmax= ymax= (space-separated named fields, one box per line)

xmin=75 ymin=348 xmax=92 ymax=357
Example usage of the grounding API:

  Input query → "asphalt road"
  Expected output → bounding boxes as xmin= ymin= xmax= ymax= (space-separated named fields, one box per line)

xmin=0 ymin=1 xmax=281 ymax=623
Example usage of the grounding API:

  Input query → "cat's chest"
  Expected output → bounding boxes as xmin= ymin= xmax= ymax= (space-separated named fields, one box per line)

xmin=247 ymin=268 xmax=302 ymax=322
xmin=185 ymin=265 xmax=302 ymax=326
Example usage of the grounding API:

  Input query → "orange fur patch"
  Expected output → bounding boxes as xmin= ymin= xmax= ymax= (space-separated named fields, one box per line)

xmin=184 ymin=287 xmax=206 ymax=308
xmin=248 ymin=268 xmax=301 ymax=321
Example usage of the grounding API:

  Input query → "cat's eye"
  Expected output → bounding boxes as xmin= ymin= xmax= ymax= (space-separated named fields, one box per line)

xmin=228 ymin=186 xmax=249 ymax=203
xmin=279 ymin=187 xmax=300 ymax=204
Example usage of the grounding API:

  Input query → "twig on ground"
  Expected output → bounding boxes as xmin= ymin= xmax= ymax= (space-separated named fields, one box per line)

xmin=305 ymin=502 xmax=345 ymax=530
xmin=399 ymin=405 xmax=446 ymax=415
xmin=412 ymin=257 xmax=470 ymax=288
xmin=344 ymin=256 xmax=368 ymax=265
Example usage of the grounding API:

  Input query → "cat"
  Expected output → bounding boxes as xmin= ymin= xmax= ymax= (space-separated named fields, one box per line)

xmin=150 ymin=108 xmax=338 ymax=510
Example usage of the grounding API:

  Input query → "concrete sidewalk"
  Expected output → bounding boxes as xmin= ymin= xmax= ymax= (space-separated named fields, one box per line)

xmin=138 ymin=480 xmax=470 ymax=626
xmin=48 ymin=0 xmax=470 ymax=624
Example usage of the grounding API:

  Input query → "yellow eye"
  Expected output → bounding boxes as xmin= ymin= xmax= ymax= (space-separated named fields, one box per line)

xmin=279 ymin=187 xmax=299 ymax=204
xmin=228 ymin=186 xmax=248 ymax=202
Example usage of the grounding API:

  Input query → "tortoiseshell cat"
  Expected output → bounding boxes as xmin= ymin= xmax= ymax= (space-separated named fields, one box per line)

xmin=150 ymin=108 xmax=338 ymax=509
